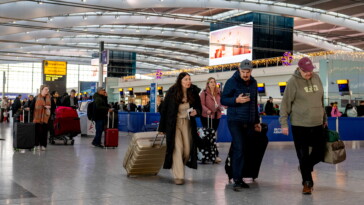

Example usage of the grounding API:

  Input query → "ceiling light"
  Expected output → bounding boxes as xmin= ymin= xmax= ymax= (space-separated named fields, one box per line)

xmin=38 ymin=1 xmax=43 ymax=5
xmin=83 ymin=28 xmax=87 ymax=31
xmin=83 ymin=15 xmax=88 ymax=20
xmin=56 ymin=29 xmax=60 ymax=32
xmin=48 ymin=17 xmax=53 ymax=22
xmin=81 ymin=0 xmax=86 ymax=2
xmin=26 ymin=31 xmax=29 ymax=34
xmin=145 ymin=16 xmax=150 ymax=20
xmin=115 ymin=15 xmax=120 ymax=19
xmin=111 ymin=27 xmax=114 ymax=31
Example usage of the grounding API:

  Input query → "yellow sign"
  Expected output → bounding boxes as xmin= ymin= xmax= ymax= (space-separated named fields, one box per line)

xmin=146 ymin=87 xmax=150 ymax=91
xmin=119 ymin=88 xmax=123 ymax=91
xmin=45 ymin=75 xmax=63 ymax=82
xmin=258 ymin=83 xmax=265 ymax=87
xmin=278 ymin=82 xmax=287 ymax=86
xmin=44 ymin=60 xmax=67 ymax=75
xmin=337 ymin=79 xmax=348 ymax=84
xmin=128 ymin=88 xmax=133 ymax=91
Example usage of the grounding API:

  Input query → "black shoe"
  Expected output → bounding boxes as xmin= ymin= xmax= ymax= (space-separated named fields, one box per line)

xmin=233 ymin=181 xmax=250 ymax=191
xmin=92 ymin=143 xmax=104 ymax=148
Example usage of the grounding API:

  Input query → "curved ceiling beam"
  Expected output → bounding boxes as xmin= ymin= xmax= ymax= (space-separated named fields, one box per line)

xmin=5 ymin=44 xmax=206 ymax=67
xmin=0 ymin=36 xmax=209 ymax=55
xmin=0 ymin=27 xmax=209 ymax=44
xmin=0 ymin=0 xmax=362 ymax=32
xmin=294 ymin=31 xmax=363 ymax=52
xmin=0 ymin=15 xmax=208 ymax=36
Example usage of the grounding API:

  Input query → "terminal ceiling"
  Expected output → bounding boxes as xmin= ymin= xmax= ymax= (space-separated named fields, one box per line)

xmin=0 ymin=0 xmax=363 ymax=73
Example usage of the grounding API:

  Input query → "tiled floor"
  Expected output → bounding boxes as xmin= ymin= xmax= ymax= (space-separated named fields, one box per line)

xmin=1 ymin=121 xmax=364 ymax=205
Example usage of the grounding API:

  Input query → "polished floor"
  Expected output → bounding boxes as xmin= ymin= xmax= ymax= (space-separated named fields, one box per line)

xmin=1 ymin=121 xmax=364 ymax=205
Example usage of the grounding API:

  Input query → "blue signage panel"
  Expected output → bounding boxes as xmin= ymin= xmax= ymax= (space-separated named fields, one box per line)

xmin=150 ymin=83 xmax=157 ymax=113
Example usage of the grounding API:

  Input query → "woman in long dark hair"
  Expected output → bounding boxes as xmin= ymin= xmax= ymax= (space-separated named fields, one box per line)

xmin=158 ymin=72 xmax=202 ymax=185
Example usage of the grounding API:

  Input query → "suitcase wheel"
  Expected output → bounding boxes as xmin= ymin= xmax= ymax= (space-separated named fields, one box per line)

xmin=64 ymin=139 xmax=68 ymax=145
xmin=71 ymin=140 xmax=74 ymax=145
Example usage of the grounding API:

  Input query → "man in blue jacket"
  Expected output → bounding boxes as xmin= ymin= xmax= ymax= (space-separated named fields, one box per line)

xmin=221 ymin=59 xmax=261 ymax=191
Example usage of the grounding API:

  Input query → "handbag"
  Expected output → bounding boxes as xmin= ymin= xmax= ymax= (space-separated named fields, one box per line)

xmin=323 ymin=140 xmax=346 ymax=164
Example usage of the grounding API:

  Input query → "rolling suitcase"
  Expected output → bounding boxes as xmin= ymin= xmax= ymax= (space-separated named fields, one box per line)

xmin=197 ymin=115 xmax=218 ymax=163
xmin=123 ymin=132 xmax=166 ymax=177
xmin=225 ymin=123 xmax=269 ymax=181
xmin=104 ymin=112 xmax=118 ymax=148
xmin=13 ymin=110 xmax=35 ymax=150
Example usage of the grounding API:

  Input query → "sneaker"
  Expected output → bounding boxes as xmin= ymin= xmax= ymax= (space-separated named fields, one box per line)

xmin=35 ymin=146 xmax=41 ymax=150
xmin=174 ymin=179 xmax=185 ymax=185
xmin=302 ymin=181 xmax=313 ymax=195
xmin=243 ymin=178 xmax=254 ymax=184
xmin=41 ymin=146 xmax=46 ymax=151
xmin=233 ymin=181 xmax=250 ymax=191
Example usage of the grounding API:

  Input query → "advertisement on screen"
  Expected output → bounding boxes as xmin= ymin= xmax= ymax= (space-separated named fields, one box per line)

xmin=209 ymin=23 xmax=253 ymax=66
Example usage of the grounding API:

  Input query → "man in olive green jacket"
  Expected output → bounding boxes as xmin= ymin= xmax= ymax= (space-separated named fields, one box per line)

xmin=279 ymin=57 xmax=327 ymax=195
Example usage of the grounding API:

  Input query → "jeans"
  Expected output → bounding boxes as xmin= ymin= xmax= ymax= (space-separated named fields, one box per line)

xmin=92 ymin=119 xmax=105 ymax=145
xmin=228 ymin=120 xmax=254 ymax=183
xmin=291 ymin=125 xmax=326 ymax=185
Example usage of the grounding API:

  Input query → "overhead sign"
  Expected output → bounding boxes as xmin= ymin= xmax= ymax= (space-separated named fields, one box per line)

xmin=43 ymin=60 xmax=67 ymax=95
xmin=150 ymin=83 xmax=157 ymax=113
xmin=44 ymin=60 xmax=67 ymax=75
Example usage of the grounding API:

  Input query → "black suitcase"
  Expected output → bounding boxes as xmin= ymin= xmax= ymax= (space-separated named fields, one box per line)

xmin=225 ymin=123 xmax=269 ymax=181
xmin=13 ymin=110 xmax=35 ymax=150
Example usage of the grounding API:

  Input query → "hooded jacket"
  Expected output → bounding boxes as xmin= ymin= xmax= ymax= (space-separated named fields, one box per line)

xmin=221 ymin=70 xmax=259 ymax=124
xmin=279 ymin=69 xmax=327 ymax=128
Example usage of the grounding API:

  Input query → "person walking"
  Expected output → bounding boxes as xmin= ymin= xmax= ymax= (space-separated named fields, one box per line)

xmin=279 ymin=57 xmax=327 ymax=195
xmin=221 ymin=59 xmax=261 ymax=191
xmin=158 ymin=72 xmax=202 ymax=185
xmin=29 ymin=85 xmax=51 ymax=151
xmin=199 ymin=77 xmax=223 ymax=163
xmin=91 ymin=87 xmax=113 ymax=148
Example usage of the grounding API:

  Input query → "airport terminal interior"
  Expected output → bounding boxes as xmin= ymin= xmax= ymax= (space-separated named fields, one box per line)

xmin=0 ymin=0 xmax=364 ymax=205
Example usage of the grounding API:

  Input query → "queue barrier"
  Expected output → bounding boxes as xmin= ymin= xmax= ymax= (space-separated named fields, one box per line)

xmin=118 ymin=112 xmax=364 ymax=141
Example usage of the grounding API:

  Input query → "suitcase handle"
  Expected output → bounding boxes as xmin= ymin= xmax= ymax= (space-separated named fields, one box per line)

xmin=107 ymin=111 xmax=115 ymax=129
xmin=22 ymin=109 xmax=31 ymax=123
xmin=207 ymin=114 xmax=212 ymax=129
xmin=152 ymin=133 xmax=166 ymax=147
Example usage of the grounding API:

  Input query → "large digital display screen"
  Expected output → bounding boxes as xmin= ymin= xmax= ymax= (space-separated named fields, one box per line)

xmin=338 ymin=84 xmax=349 ymax=92
xmin=209 ymin=23 xmax=253 ymax=66
xmin=42 ymin=60 xmax=67 ymax=95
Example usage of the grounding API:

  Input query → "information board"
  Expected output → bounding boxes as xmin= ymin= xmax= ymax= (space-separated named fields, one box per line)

xmin=42 ymin=60 xmax=67 ymax=94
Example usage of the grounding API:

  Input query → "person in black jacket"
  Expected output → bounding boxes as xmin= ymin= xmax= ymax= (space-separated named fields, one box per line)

xmin=91 ymin=87 xmax=113 ymax=148
xmin=158 ymin=72 xmax=202 ymax=185
xmin=11 ymin=94 xmax=22 ymax=117
xmin=221 ymin=59 xmax=261 ymax=191
xmin=264 ymin=97 xmax=275 ymax=115
xmin=62 ymin=89 xmax=79 ymax=109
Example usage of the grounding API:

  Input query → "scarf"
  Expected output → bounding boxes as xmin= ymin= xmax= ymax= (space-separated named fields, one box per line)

xmin=33 ymin=94 xmax=51 ymax=124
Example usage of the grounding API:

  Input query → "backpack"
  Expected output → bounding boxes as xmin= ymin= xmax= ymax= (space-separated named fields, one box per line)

xmin=87 ymin=101 xmax=95 ymax=121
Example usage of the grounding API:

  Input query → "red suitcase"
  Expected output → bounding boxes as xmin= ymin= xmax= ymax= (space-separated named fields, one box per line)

xmin=55 ymin=106 xmax=78 ymax=118
xmin=54 ymin=117 xmax=81 ymax=136
xmin=104 ymin=112 xmax=118 ymax=148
